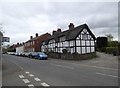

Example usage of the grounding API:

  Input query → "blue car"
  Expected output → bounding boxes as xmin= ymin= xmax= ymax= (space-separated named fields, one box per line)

xmin=35 ymin=52 xmax=48 ymax=60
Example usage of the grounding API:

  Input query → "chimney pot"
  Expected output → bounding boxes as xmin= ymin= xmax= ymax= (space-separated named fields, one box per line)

xmin=30 ymin=36 xmax=33 ymax=39
xmin=52 ymin=30 xmax=56 ymax=35
xmin=57 ymin=28 xmax=62 ymax=32
xmin=36 ymin=33 xmax=38 ymax=37
xmin=68 ymin=23 xmax=74 ymax=30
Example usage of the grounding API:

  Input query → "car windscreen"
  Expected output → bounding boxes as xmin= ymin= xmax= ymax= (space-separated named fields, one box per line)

xmin=38 ymin=52 xmax=46 ymax=55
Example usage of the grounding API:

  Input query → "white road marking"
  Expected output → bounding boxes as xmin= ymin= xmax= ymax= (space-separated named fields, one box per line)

xmin=29 ymin=74 xmax=34 ymax=77
xmin=91 ymin=61 xmax=99 ymax=63
xmin=41 ymin=82 xmax=50 ymax=87
xmin=28 ymin=84 xmax=34 ymax=87
xmin=96 ymin=72 xmax=120 ymax=78
xmin=51 ymin=63 xmax=74 ymax=70
xmin=25 ymin=72 xmax=30 ymax=74
xmin=82 ymin=65 xmax=118 ymax=71
xmin=22 ymin=79 xmax=30 ymax=83
xmin=34 ymin=78 xmax=41 ymax=81
xmin=19 ymin=75 xmax=25 ymax=78
xmin=52 ymin=60 xmax=118 ymax=71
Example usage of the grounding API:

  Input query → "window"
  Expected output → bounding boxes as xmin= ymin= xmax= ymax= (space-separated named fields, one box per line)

xmin=86 ymin=41 xmax=90 ymax=46
xmin=87 ymin=47 xmax=90 ymax=53
xmin=76 ymin=40 xmax=80 ymax=46
xmin=91 ymin=47 xmax=95 ymax=52
xmin=91 ymin=41 xmax=94 ymax=46
xmin=77 ymin=47 xmax=81 ymax=54
xmin=59 ymin=36 xmax=65 ymax=42
xmin=82 ymin=47 xmax=86 ymax=54
xmin=81 ymin=41 xmax=85 ymax=46
xmin=70 ymin=41 xmax=74 ymax=46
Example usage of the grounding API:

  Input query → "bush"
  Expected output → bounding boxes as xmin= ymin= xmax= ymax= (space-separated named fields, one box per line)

xmin=62 ymin=49 xmax=68 ymax=53
xmin=107 ymin=41 xmax=118 ymax=47
xmin=106 ymin=47 xmax=118 ymax=54
xmin=99 ymin=47 xmax=106 ymax=52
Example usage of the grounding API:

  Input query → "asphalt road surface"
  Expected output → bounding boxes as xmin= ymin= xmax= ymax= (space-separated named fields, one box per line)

xmin=2 ymin=53 xmax=119 ymax=87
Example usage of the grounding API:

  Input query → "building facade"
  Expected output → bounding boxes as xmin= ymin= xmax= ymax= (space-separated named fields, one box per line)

xmin=24 ymin=33 xmax=51 ymax=52
xmin=41 ymin=23 xmax=96 ymax=54
xmin=16 ymin=44 xmax=24 ymax=54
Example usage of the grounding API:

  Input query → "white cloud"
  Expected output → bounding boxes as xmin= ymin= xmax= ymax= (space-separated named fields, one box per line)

xmin=0 ymin=1 xmax=118 ymax=44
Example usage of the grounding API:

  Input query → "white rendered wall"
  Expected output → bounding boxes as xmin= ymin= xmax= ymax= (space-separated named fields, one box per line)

xmin=16 ymin=46 xmax=24 ymax=53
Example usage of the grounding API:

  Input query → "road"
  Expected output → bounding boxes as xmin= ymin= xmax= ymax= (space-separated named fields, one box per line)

xmin=2 ymin=53 xmax=119 ymax=87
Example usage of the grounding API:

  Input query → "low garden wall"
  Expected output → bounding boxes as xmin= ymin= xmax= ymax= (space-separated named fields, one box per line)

xmin=48 ymin=52 xmax=97 ymax=60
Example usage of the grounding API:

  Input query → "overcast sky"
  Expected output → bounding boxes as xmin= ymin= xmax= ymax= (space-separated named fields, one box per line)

xmin=0 ymin=0 xmax=118 ymax=44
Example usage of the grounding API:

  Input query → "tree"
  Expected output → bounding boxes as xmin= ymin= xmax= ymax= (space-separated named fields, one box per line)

xmin=105 ymin=34 xmax=113 ymax=41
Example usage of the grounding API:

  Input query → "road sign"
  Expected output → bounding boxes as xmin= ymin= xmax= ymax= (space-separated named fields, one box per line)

xmin=2 ymin=37 xmax=10 ymax=42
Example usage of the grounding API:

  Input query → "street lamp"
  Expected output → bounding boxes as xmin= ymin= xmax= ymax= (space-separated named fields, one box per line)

xmin=0 ymin=31 xmax=3 ymax=88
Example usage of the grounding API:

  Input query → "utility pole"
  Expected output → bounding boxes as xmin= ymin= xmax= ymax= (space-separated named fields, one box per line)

xmin=0 ymin=24 xmax=3 ymax=88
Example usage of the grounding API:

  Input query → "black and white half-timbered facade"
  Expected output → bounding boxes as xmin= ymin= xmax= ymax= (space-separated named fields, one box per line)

xmin=41 ymin=23 xmax=96 ymax=54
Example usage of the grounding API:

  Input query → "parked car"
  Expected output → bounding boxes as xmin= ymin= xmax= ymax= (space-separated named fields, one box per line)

xmin=28 ymin=52 xmax=37 ymax=58
xmin=24 ymin=52 xmax=31 ymax=57
xmin=15 ymin=52 xmax=19 ymax=56
xmin=34 ymin=52 xmax=48 ymax=60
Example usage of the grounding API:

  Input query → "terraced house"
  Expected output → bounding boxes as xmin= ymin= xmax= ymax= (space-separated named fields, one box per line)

xmin=41 ymin=23 xmax=96 ymax=54
xmin=24 ymin=33 xmax=51 ymax=52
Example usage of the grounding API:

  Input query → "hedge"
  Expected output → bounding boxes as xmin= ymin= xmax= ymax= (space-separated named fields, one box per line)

xmin=105 ymin=47 xmax=118 ymax=54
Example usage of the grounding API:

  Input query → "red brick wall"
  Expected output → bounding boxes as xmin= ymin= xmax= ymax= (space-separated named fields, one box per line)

xmin=24 ymin=33 xmax=51 ymax=52
xmin=34 ymin=33 xmax=51 ymax=52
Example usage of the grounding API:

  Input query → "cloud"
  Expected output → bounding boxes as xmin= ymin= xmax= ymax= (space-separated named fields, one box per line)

xmin=0 ymin=1 xmax=118 ymax=44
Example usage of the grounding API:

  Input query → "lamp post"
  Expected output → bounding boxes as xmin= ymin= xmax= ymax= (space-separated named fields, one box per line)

xmin=0 ymin=31 xmax=3 ymax=88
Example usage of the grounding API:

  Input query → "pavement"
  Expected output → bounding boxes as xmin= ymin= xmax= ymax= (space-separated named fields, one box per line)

xmin=1 ymin=52 xmax=119 ymax=87
xmin=50 ymin=52 xmax=118 ymax=69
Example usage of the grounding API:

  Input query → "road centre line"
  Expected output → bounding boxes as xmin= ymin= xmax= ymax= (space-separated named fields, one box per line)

xmin=34 ymin=78 xmax=41 ymax=81
xmin=51 ymin=60 xmax=118 ymax=71
xmin=96 ymin=72 xmax=120 ymax=78
xmin=41 ymin=82 xmax=50 ymax=87
xmin=29 ymin=74 xmax=34 ymax=77
xmin=28 ymin=84 xmax=34 ymax=87
xmin=79 ymin=64 xmax=118 ymax=71
xmin=19 ymin=75 xmax=25 ymax=78
xmin=51 ymin=63 xmax=74 ymax=70
xmin=22 ymin=79 xmax=30 ymax=84
xmin=25 ymin=72 xmax=30 ymax=74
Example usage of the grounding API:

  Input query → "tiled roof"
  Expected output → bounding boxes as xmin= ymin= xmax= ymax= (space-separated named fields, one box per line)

xmin=44 ymin=24 xmax=96 ymax=44
xmin=25 ymin=33 xmax=51 ymax=43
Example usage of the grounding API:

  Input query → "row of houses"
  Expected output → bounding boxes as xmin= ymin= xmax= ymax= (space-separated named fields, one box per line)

xmin=15 ymin=23 xmax=96 ymax=55
xmin=15 ymin=33 xmax=51 ymax=54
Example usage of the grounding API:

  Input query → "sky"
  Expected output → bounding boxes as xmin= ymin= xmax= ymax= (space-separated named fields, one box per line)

xmin=0 ymin=0 xmax=118 ymax=44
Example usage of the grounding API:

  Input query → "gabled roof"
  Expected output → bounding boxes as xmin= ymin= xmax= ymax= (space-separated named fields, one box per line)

xmin=44 ymin=23 xmax=96 ymax=44
xmin=66 ymin=24 xmax=96 ymax=40
xmin=25 ymin=33 xmax=51 ymax=43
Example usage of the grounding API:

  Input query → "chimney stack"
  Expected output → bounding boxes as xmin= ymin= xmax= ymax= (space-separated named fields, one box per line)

xmin=30 ymin=36 xmax=33 ymax=39
xmin=35 ymin=33 xmax=38 ymax=37
xmin=68 ymin=23 xmax=74 ymax=30
xmin=52 ymin=30 xmax=56 ymax=35
xmin=17 ymin=43 xmax=19 ymax=45
xmin=57 ymin=28 xmax=62 ymax=32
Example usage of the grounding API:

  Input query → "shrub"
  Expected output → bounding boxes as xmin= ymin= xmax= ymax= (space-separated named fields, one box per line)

xmin=89 ymin=53 xmax=98 ymax=59
xmin=99 ymin=47 xmax=106 ymax=52
xmin=106 ymin=47 xmax=118 ymax=54
xmin=107 ymin=41 xmax=118 ymax=47
xmin=62 ymin=49 xmax=68 ymax=53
